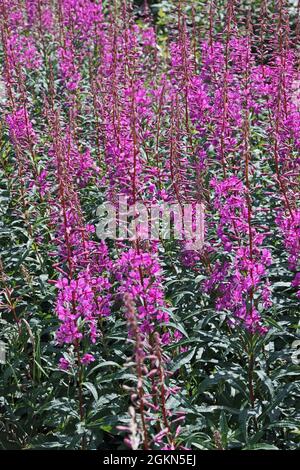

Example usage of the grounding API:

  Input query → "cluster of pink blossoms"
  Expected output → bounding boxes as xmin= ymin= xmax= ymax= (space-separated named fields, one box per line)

xmin=204 ymin=177 xmax=272 ymax=334
xmin=115 ymin=248 xmax=168 ymax=333
xmin=6 ymin=108 xmax=36 ymax=147
xmin=277 ymin=210 xmax=300 ymax=299
xmin=56 ymin=273 xmax=111 ymax=345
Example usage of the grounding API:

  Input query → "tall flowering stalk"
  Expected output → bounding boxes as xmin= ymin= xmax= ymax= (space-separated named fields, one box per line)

xmin=122 ymin=294 xmax=184 ymax=450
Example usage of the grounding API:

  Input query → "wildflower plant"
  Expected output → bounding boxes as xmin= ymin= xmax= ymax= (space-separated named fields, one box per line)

xmin=0 ymin=0 xmax=299 ymax=451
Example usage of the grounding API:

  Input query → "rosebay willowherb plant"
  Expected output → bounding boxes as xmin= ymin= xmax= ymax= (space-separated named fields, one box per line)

xmin=0 ymin=0 xmax=299 ymax=451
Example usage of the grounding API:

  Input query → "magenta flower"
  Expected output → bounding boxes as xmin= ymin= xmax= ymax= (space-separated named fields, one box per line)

xmin=81 ymin=353 xmax=95 ymax=366
xmin=59 ymin=358 xmax=70 ymax=371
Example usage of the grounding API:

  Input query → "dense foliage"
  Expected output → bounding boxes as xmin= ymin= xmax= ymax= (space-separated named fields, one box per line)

xmin=0 ymin=0 xmax=299 ymax=450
